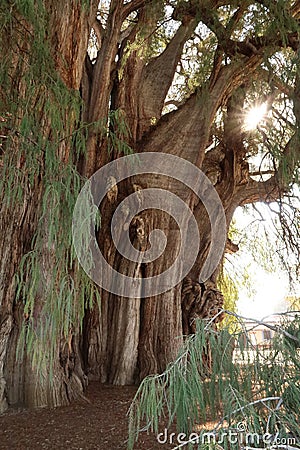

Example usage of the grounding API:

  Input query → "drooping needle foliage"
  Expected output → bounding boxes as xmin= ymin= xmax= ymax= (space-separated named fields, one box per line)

xmin=128 ymin=312 xmax=300 ymax=450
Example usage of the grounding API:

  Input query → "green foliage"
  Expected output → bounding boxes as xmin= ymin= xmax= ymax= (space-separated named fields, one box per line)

xmin=217 ymin=219 xmax=259 ymax=331
xmin=107 ymin=109 xmax=134 ymax=156
xmin=285 ymin=296 xmax=300 ymax=311
xmin=283 ymin=316 xmax=300 ymax=350
xmin=233 ymin=201 xmax=300 ymax=289
xmin=128 ymin=314 xmax=300 ymax=449
xmin=217 ymin=268 xmax=239 ymax=332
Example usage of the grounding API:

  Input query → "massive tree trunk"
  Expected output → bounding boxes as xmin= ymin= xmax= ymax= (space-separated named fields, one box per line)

xmin=0 ymin=1 xmax=94 ymax=411
xmin=0 ymin=0 xmax=299 ymax=410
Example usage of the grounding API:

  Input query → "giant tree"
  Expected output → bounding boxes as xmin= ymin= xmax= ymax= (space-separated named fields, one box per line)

xmin=0 ymin=0 xmax=299 ymax=411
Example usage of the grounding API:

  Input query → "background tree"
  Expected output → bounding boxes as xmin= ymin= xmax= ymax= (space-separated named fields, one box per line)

xmin=0 ymin=0 xmax=299 ymax=411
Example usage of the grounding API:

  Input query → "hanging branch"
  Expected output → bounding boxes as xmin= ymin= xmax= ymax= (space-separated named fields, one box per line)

xmin=127 ymin=310 xmax=300 ymax=449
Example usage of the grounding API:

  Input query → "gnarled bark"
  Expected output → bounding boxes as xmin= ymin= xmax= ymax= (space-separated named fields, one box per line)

xmin=0 ymin=1 xmax=93 ymax=409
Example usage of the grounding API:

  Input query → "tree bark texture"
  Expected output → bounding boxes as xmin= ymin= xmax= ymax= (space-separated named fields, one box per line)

xmin=0 ymin=1 xmax=94 ymax=410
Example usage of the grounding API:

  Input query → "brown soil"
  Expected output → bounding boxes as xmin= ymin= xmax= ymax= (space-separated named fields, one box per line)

xmin=0 ymin=382 xmax=177 ymax=450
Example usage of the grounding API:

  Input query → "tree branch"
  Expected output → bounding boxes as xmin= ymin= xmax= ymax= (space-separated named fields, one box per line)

xmin=163 ymin=99 xmax=184 ymax=108
xmin=141 ymin=53 xmax=263 ymax=168
xmin=121 ymin=0 xmax=148 ymax=21
xmin=256 ymin=0 xmax=300 ymax=18
xmin=226 ymin=1 xmax=252 ymax=36
xmin=92 ymin=18 xmax=104 ymax=46
xmin=259 ymin=67 xmax=293 ymax=96
xmin=138 ymin=19 xmax=197 ymax=132
xmin=234 ymin=134 xmax=299 ymax=206
xmin=234 ymin=175 xmax=281 ymax=206
xmin=250 ymin=169 xmax=275 ymax=176
xmin=185 ymin=1 xmax=300 ymax=56
xmin=233 ymin=118 xmax=299 ymax=206
xmin=291 ymin=0 xmax=300 ymax=17
xmin=276 ymin=54 xmax=300 ymax=186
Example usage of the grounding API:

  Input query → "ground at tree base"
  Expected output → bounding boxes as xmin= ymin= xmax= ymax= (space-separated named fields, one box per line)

xmin=0 ymin=382 xmax=177 ymax=450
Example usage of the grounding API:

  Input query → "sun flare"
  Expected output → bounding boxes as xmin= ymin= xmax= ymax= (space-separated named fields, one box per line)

xmin=244 ymin=103 xmax=267 ymax=131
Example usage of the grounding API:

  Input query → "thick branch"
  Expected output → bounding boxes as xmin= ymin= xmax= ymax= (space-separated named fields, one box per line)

xmin=291 ymin=0 xmax=300 ymax=17
xmin=141 ymin=54 xmax=262 ymax=167
xmin=259 ymin=67 xmax=293 ymax=96
xmin=250 ymin=170 xmax=275 ymax=176
xmin=276 ymin=55 xmax=300 ymax=188
xmin=121 ymin=0 xmax=148 ymax=21
xmin=89 ymin=1 xmax=123 ymax=123
xmin=227 ymin=58 xmax=300 ymax=207
xmin=234 ymin=139 xmax=298 ymax=205
xmin=92 ymin=18 xmax=104 ymax=47
xmin=138 ymin=20 xmax=197 ymax=135
xmin=234 ymin=129 xmax=299 ymax=206
xmin=226 ymin=2 xmax=252 ymax=36
xmin=84 ymin=0 xmax=124 ymax=176
xmin=234 ymin=177 xmax=281 ymax=205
